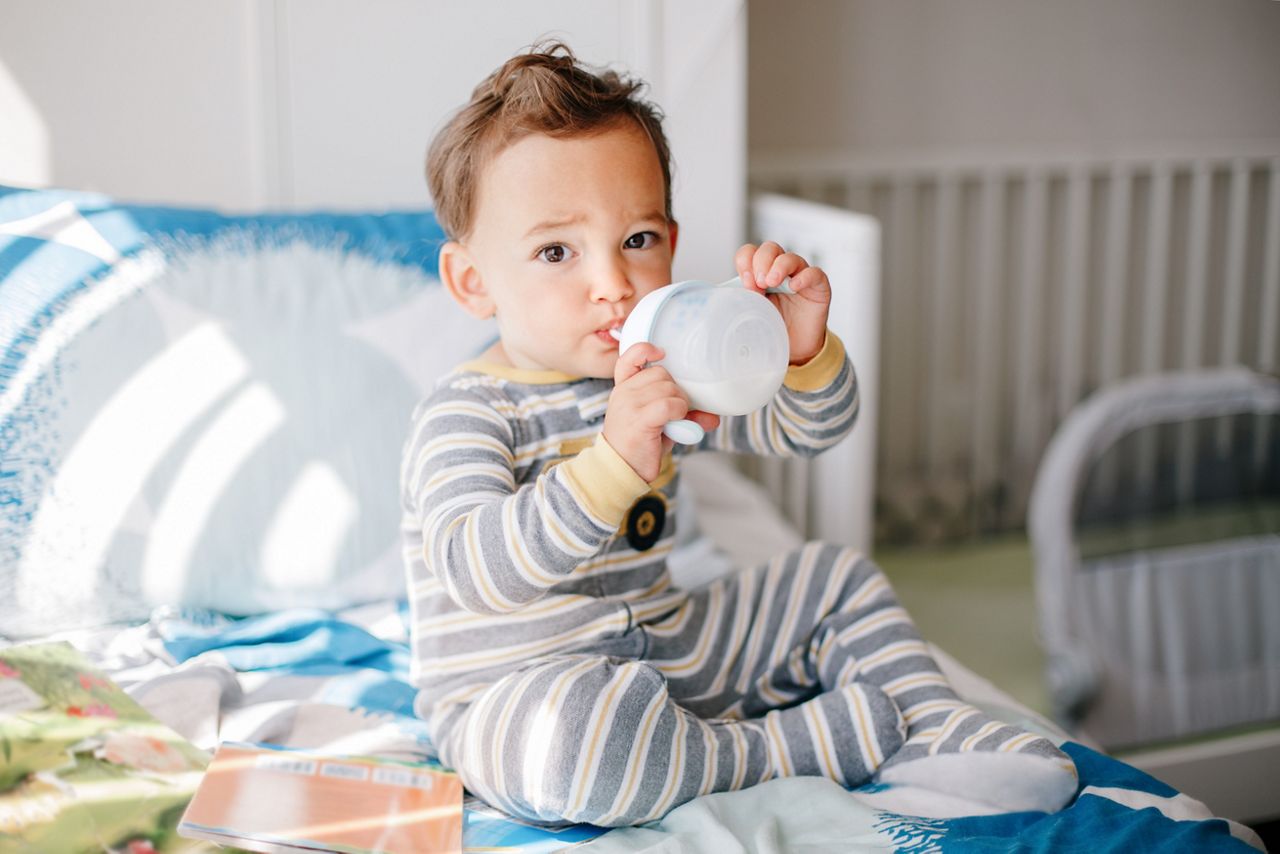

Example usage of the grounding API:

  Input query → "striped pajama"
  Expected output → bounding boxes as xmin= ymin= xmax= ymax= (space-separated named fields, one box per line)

xmin=431 ymin=543 xmax=913 ymax=826
xmin=400 ymin=332 xmax=1074 ymax=827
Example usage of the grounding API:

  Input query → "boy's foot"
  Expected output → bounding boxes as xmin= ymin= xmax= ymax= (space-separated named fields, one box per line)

xmin=873 ymin=702 xmax=1078 ymax=813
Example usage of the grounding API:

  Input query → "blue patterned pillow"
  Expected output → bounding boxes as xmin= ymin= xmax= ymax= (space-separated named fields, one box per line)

xmin=0 ymin=185 xmax=492 ymax=636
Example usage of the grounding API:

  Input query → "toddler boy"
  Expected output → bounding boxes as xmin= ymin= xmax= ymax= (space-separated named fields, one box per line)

xmin=401 ymin=42 xmax=1076 ymax=827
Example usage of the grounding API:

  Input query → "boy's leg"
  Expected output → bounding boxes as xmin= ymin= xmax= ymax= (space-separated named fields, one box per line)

xmin=431 ymin=652 xmax=902 ymax=827
xmin=646 ymin=542 xmax=1077 ymax=813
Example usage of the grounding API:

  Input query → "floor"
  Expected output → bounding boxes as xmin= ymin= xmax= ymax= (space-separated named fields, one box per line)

xmin=876 ymin=533 xmax=1050 ymax=715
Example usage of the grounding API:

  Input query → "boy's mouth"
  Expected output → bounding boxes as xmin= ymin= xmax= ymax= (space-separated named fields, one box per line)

xmin=596 ymin=321 xmax=624 ymax=346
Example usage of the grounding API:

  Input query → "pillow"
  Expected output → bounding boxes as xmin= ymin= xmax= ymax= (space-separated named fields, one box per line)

xmin=0 ymin=185 xmax=493 ymax=637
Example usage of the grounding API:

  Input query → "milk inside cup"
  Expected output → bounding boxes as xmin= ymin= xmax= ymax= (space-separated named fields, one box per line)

xmin=616 ymin=277 xmax=791 ymax=443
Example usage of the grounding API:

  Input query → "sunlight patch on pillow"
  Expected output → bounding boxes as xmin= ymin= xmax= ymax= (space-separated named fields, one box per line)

xmin=0 ymin=187 xmax=491 ymax=636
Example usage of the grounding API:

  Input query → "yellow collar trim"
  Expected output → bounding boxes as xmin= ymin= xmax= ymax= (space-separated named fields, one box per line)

xmin=458 ymin=360 xmax=584 ymax=384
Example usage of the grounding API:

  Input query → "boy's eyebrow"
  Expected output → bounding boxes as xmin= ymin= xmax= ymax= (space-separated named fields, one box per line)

xmin=524 ymin=214 xmax=586 ymax=239
xmin=523 ymin=210 xmax=667 ymax=239
xmin=631 ymin=210 xmax=668 ymax=227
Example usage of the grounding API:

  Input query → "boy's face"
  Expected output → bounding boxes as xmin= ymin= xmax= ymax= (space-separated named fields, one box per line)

xmin=441 ymin=121 xmax=677 ymax=378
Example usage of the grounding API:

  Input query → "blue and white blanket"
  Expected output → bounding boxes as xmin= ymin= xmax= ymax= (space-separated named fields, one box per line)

xmin=56 ymin=602 xmax=1262 ymax=853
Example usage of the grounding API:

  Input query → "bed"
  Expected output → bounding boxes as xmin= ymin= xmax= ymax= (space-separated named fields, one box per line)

xmin=0 ymin=183 xmax=1263 ymax=852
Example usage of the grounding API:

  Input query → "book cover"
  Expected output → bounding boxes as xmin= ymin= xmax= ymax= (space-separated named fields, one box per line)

xmin=0 ymin=641 xmax=215 ymax=853
xmin=179 ymin=741 xmax=611 ymax=854
xmin=179 ymin=742 xmax=463 ymax=854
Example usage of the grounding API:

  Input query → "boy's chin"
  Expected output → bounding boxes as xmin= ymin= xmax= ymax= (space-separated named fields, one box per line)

xmin=580 ymin=352 xmax=618 ymax=380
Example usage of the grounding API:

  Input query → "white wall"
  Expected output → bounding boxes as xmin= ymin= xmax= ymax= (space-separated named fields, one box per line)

xmin=0 ymin=0 xmax=745 ymax=281
xmin=0 ymin=3 xmax=265 ymax=206
xmin=748 ymin=0 xmax=1280 ymax=156
xmin=746 ymin=0 xmax=1280 ymax=543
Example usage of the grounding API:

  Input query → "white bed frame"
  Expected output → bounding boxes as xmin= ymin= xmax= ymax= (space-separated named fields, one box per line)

xmin=747 ymin=193 xmax=881 ymax=557
xmin=1119 ymin=729 xmax=1280 ymax=824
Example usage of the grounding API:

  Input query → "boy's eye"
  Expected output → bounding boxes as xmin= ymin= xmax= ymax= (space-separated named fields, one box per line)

xmin=537 ymin=244 xmax=568 ymax=264
xmin=624 ymin=232 xmax=658 ymax=250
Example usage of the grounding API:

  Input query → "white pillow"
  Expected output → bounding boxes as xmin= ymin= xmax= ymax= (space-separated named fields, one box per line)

xmin=0 ymin=187 xmax=491 ymax=636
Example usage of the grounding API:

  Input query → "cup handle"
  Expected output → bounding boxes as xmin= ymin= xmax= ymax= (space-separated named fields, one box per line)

xmin=721 ymin=274 xmax=795 ymax=295
xmin=764 ymin=276 xmax=795 ymax=295
xmin=663 ymin=419 xmax=705 ymax=445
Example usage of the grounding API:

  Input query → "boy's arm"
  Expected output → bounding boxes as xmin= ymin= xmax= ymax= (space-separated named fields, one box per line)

xmin=404 ymin=387 xmax=649 ymax=615
xmin=701 ymin=329 xmax=858 ymax=458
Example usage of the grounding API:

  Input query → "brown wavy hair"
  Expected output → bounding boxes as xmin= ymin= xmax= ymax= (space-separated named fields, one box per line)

xmin=426 ymin=40 xmax=673 ymax=241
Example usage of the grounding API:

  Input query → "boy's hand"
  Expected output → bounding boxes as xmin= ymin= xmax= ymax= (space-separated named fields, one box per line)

xmin=604 ymin=343 xmax=720 ymax=483
xmin=736 ymin=241 xmax=832 ymax=364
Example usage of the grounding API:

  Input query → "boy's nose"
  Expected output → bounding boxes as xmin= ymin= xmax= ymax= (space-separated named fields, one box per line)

xmin=590 ymin=260 xmax=634 ymax=303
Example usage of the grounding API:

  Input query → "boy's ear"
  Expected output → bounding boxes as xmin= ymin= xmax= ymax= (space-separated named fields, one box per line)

xmin=439 ymin=241 xmax=494 ymax=319
xmin=668 ymin=220 xmax=679 ymax=255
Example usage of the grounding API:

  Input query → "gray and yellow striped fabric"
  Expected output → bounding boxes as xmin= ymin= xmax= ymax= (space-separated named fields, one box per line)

xmin=401 ymin=333 xmax=856 ymax=710
xmin=434 ymin=543 xmax=916 ymax=825
xmin=400 ymin=332 xmax=1074 ymax=826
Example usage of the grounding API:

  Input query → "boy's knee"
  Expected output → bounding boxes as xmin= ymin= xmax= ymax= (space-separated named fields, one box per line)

xmin=520 ymin=658 xmax=669 ymax=824
xmin=794 ymin=541 xmax=888 ymax=592
xmin=442 ymin=656 xmax=671 ymax=825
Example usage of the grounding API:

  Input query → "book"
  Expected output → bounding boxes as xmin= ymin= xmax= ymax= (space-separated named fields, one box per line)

xmin=0 ymin=640 xmax=216 ymax=853
xmin=179 ymin=741 xmax=611 ymax=854
xmin=179 ymin=742 xmax=463 ymax=854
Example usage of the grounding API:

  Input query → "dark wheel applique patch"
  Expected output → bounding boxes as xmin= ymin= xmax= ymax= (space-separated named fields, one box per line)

xmin=624 ymin=494 xmax=666 ymax=551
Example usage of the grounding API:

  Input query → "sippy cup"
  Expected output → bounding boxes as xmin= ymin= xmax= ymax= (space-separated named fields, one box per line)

xmin=613 ymin=276 xmax=793 ymax=444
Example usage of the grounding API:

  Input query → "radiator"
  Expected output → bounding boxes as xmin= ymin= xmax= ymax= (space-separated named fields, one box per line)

xmin=751 ymin=143 xmax=1280 ymax=543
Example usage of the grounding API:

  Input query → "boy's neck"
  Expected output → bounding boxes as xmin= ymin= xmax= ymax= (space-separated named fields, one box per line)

xmin=462 ymin=341 xmax=602 ymax=385
xmin=459 ymin=358 xmax=586 ymax=385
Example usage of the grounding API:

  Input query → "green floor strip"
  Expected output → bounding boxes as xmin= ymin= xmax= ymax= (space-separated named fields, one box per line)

xmin=875 ymin=534 xmax=1050 ymax=716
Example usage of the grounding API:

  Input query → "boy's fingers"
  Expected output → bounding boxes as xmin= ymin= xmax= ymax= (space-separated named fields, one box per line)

xmin=735 ymin=243 xmax=759 ymax=288
xmin=625 ymin=365 xmax=676 ymax=396
xmin=687 ymin=410 xmax=721 ymax=433
xmin=634 ymin=395 xmax=688 ymax=426
xmin=787 ymin=265 xmax=830 ymax=300
xmin=646 ymin=397 xmax=689 ymax=424
xmin=615 ymin=343 xmax=664 ymax=385
xmin=766 ymin=252 xmax=809 ymax=288
xmin=637 ymin=377 xmax=688 ymax=411
xmin=752 ymin=241 xmax=785 ymax=284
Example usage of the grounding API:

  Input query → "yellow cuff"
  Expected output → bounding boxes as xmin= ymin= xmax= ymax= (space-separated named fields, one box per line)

xmin=783 ymin=330 xmax=846 ymax=392
xmin=556 ymin=434 xmax=651 ymax=528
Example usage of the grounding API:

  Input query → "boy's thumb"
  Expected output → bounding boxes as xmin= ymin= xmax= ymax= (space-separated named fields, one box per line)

xmin=687 ymin=410 xmax=721 ymax=433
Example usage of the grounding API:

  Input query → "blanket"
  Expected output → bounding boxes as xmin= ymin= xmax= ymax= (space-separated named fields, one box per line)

xmin=47 ymin=603 xmax=1263 ymax=853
